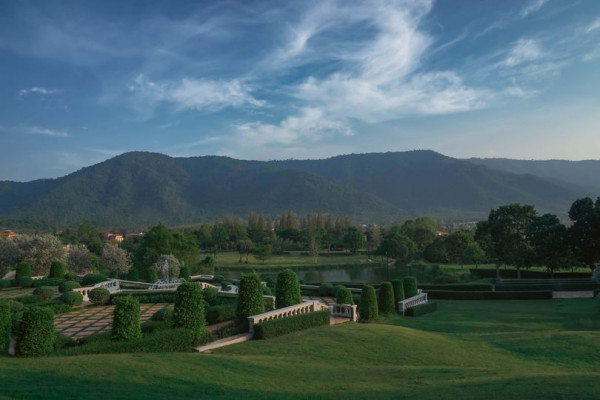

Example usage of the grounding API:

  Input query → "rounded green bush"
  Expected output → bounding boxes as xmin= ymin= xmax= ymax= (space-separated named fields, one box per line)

xmin=146 ymin=268 xmax=158 ymax=283
xmin=0 ymin=300 xmax=11 ymax=354
xmin=391 ymin=279 xmax=405 ymax=303
xmin=403 ymin=276 xmax=418 ymax=298
xmin=58 ymin=280 xmax=81 ymax=293
xmin=49 ymin=261 xmax=66 ymax=279
xmin=127 ymin=268 xmax=140 ymax=282
xmin=236 ymin=273 xmax=264 ymax=322
xmin=33 ymin=286 xmax=55 ymax=301
xmin=212 ymin=274 xmax=225 ymax=283
xmin=17 ymin=307 xmax=55 ymax=356
xmin=319 ymin=282 xmax=335 ymax=297
xmin=82 ymin=274 xmax=107 ymax=286
xmin=359 ymin=285 xmax=378 ymax=322
xmin=60 ymin=291 xmax=83 ymax=306
xmin=64 ymin=272 xmax=78 ymax=281
xmin=112 ymin=295 xmax=141 ymax=341
xmin=16 ymin=262 xmax=32 ymax=282
xmin=89 ymin=288 xmax=111 ymax=305
xmin=275 ymin=269 xmax=302 ymax=308
xmin=18 ymin=277 xmax=33 ymax=288
xmin=378 ymin=282 xmax=396 ymax=315
xmin=179 ymin=266 xmax=191 ymax=281
xmin=202 ymin=287 xmax=218 ymax=305
xmin=335 ymin=285 xmax=354 ymax=305
xmin=173 ymin=282 xmax=205 ymax=339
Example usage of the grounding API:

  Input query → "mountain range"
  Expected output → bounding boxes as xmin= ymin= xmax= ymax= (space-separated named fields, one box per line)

xmin=0 ymin=150 xmax=597 ymax=229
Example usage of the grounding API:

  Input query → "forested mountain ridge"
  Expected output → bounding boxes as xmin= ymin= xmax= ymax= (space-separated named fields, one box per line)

xmin=0 ymin=150 xmax=592 ymax=229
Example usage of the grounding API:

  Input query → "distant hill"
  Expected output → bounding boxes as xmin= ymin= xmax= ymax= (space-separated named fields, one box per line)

xmin=467 ymin=158 xmax=600 ymax=194
xmin=0 ymin=150 xmax=591 ymax=229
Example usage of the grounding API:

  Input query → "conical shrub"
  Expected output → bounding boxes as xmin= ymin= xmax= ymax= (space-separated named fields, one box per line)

xmin=359 ymin=285 xmax=378 ymax=322
xmin=335 ymin=285 xmax=353 ymax=304
xmin=378 ymin=282 xmax=396 ymax=315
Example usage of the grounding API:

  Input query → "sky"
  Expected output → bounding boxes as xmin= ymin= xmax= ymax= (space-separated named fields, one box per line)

xmin=1 ymin=0 xmax=599 ymax=181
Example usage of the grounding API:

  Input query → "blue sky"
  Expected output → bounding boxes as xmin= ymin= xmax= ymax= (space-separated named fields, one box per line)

xmin=1 ymin=0 xmax=599 ymax=181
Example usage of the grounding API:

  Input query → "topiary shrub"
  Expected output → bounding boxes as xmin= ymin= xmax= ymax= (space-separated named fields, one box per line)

xmin=359 ymin=285 xmax=378 ymax=322
xmin=275 ymin=269 xmax=302 ymax=308
xmin=59 ymin=280 xmax=81 ymax=293
xmin=32 ymin=278 xmax=65 ymax=288
xmin=18 ymin=277 xmax=33 ymax=288
xmin=64 ymin=272 xmax=78 ymax=281
xmin=405 ymin=302 xmax=437 ymax=317
xmin=179 ymin=266 xmax=191 ymax=281
xmin=319 ymin=282 xmax=336 ymax=297
xmin=32 ymin=300 xmax=72 ymax=315
xmin=391 ymin=279 xmax=405 ymax=303
xmin=146 ymin=268 xmax=158 ymax=283
xmin=49 ymin=261 xmax=66 ymax=279
xmin=16 ymin=262 xmax=32 ymax=283
xmin=82 ymin=274 xmax=107 ymax=286
xmin=0 ymin=279 xmax=10 ymax=289
xmin=127 ymin=268 xmax=139 ymax=282
xmin=335 ymin=285 xmax=354 ymax=304
xmin=236 ymin=273 xmax=264 ymax=324
xmin=112 ymin=295 xmax=141 ymax=341
xmin=378 ymin=282 xmax=396 ymax=315
xmin=17 ymin=307 xmax=55 ymax=356
xmin=89 ymin=288 xmax=111 ymax=305
xmin=0 ymin=300 xmax=10 ymax=354
xmin=403 ymin=276 xmax=418 ymax=298
xmin=213 ymin=275 xmax=225 ymax=284
xmin=33 ymin=286 xmax=55 ymax=301
xmin=173 ymin=282 xmax=205 ymax=340
xmin=151 ymin=307 xmax=174 ymax=322
xmin=60 ymin=291 xmax=83 ymax=306
xmin=202 ymin=287 xmax=219 ymax=306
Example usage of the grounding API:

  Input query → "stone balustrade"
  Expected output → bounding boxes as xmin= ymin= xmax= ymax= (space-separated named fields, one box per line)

xmin=73 ymin=279 xmax=121 ymax=302
xmin=397 ymin=290 xmax=428 ymax=314
xmin=248 ymin=300 xmax=329 ymax=333
xmin=330 ymin=303 xmax=358 ymax=322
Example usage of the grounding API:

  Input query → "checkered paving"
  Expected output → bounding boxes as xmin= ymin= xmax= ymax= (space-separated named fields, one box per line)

xmin=54 ymin=303 xmax=168 ymax=339
xmin=0 ymin=288 xmax=35 ymax=299
xmin=303 ymin=296 xmax=336 ymax=305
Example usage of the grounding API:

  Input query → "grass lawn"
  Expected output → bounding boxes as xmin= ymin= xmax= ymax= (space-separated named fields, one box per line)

xmin=1 ymin=298 xmax=599 ymax=399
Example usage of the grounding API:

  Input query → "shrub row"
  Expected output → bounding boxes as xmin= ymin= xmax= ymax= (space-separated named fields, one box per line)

xmin=419 ymin=284 xmax=493 ymax=292
xmin=32 ymin=278 xmax=65 ymax=288
xmin=495 ymin=283 xmax=600 ymax=292
xmin=253 ymin=310 xmax=330 ymax=340
xmin=17 ymin=307 xmax=55 ymax=356
xmin=111 ymin=291 xmax=176 ymax=304
xmin=470 ymin=269 xmax=591 ymax=279
xmin=0 ymin=300 xmax=10 ymax=354
xmin=59 ymin=281 xmax=81 ymax=293
xmin=405 ymin=302 xmax=437 ymax=317
xmin=206 ymin=304 xmax=237 ymax=325
xmin=28 ymin=300 xmax=72 ymax=315
xmin=426 ymin=290 xmax=552 ymax=300
xmin=81 ymin=274 xmax=108 ymax=286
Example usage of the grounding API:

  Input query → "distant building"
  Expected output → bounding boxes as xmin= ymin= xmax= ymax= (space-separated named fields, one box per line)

xmin=106 ymin=233 xmax=124 ymax=243
xmin=125 ymin=232 xmax=144 ymax=238
xmin=1 ymin=230 xmax=16 ymax=239
xmin=436 ymin=231 xmax=449 ymax=237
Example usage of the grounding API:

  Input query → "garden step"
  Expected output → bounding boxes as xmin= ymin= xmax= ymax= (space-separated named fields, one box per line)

xmin=194 ymin=333 xmax=253 ymax=353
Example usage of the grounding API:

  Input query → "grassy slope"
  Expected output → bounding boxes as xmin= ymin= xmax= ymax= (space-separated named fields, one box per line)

xmin=1 ymin=299 xmax=599 ymax=399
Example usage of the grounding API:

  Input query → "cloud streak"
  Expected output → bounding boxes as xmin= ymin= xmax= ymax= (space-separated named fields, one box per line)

xmin=520 ymin=0 xmax=549 ymax=18
xmin=19 ymin=87 xmax=57 ymax=96
xmin=26 ymin=126 xmax=69 ymax=137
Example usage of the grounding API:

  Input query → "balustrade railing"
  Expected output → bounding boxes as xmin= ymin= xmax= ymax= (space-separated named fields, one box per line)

xmin=330 ymin=304 xmax=357 ymax=322
xmin=397 ymin=290 xmax=428 ymax=314
xmin=248 ymin=300 xmax=329 ymax=333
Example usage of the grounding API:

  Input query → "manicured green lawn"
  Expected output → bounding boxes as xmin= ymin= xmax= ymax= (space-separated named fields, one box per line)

xmin=1 ymin=298 xmax=599 ymax=399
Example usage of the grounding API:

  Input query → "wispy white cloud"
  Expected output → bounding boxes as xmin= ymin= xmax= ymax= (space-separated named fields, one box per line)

xmin=520 ymin=0 xmax=549 ymax=18
xmin=504 ymin=39 xmax=543 ymax=67
xmin=19 ymin=86 xmax=57 ymax=96
xmin=128 ymin=74 xmax=264 ymax=113
xmin=586 ymin=17 xmax=600 ymax=33
xmin=26 ymin=126 xmax=69 ymax=137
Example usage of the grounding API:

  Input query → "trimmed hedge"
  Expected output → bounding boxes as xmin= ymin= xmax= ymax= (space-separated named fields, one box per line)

xmin=179 ymin=266 xmax=191 ymax=281
xmin=112 ymin=295 xmax=142 ymax=341
xmin=253 ymin=310 xmax=330 ymax=340
xmin=378 ymin=282 xmax=395 ymax=315
xmin=127 ymin=268 xmax=140 ymax=282
xmin=0 ymin=279 xmax=10 ymax=289
xmin=335 ymin=285 xmax=354 ymax=305
xmin=32 ymin=278 xmax=65 ymax=288
xmin=16 ymin=262 xmax=32 ymax=283
xmin=495 ymin=283 xmax=600 ymax=292
xmin=33 ymin=286 xmax=55 ymax=301
xmin=82 ymin=274 xmax=108 ymax=286
xmin=391 ymin=279 xmax=405 ymax=303
xmin=111 ymin=291 xmax=175 ymax=304
xmin=403 ymin=277 xmax=418 ymax=298
xmin=17 ymin=307 xmax=55 ymax=356
xmin=29 ymin=300 xmax=72 ymax=315
xmin=89 ymin=288 xmax=111 ymax=305
xmin=426 ymin=290 xmax=553 ymax=300
xmin=146 ymin=268 xmax=158 ymax=283
xmin=319 ymin=283 xmax=336 ymax=297
xmin=359 ymin=285 xmax=378 ymax=322
xmin=59 ymin=280 xmax=81 ymax=293
xmin=206 ymin=304 xmax=236 ymax=325
xmin=16 ymin=295 xmax=42 ymax=305
xmin=419 ymin=284 xmax=493 ymax=292
xmin=405 ymin=302 xmax=437 ymax=317
xmin=275 ymin=269 xmax=302 ymax=308
xmin=237 ymin=273 xmax=265 ymax=322
xmin=18 ymin=277 xmax=33 ymax=288
xmin=0 ymin=300 xmax=10 ymax=354
xmin=173 ymin=282 xmax=206 ymax=339
xmin=151 ymin=307 xmax=174 ymax=322
xmin=49 ymin=261 xmax=66 ymax=279
xmin=60 ymin=291 xmax=83 ymax=306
